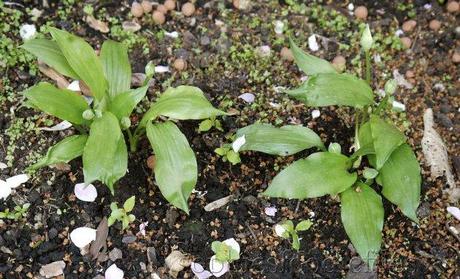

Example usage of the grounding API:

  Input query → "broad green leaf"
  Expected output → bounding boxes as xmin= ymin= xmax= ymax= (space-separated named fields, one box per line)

xmin=289 ymin=37 xmax=337 ymax=75
xmin=235 ymin=123 xmax=324 ymax=156
xmin=83 ymin=112 xmax=125 ymax=191
xmin=357 ymin=121 xmax=377 ymax=166
xmin=29 ymin=135 xmax=88 ymax=170
xmin=49 ymin=27 xmax=107 ymax=102
xmin=23 ymin=82 xmax=89 ymax=124
xmin=108 ymin=85 xmax=148 ymax=120
xmin=123 ymin=196 xmax=136 ymax=212
xmin=369 ymin=116 xmax=406 ymax=169
xmin=21 ymin=39 xmax=79 ymax=79
xmin=378 ymin=144 xmax=420 ymax=222
xmin=146 ymin=121 xmax=197 ymax=213
xmin=139 ymin=86 xmax=226 ymax=128
xmin=295 ymin=220 xmax=313 ymax=232
xmin=341 ymin=183 xmax=383 ymax=267
xmin=287 ymin=73 xmax=374 ymax=108
xmin=263 ymin=152 xmax=357 ymax=199
xmin=100 ymin=40 xmax=131 ymax=98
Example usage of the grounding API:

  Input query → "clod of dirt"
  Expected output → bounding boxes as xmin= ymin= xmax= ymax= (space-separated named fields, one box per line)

xmin=332 ymin=55 xmax=346 ymax=72
xmin=405 ymin=70 xmax=415 ymax=79
xmin=165 ymin=250 xmax=191 ymax=278
xmin=165 ymin=0 xmax=176 ymax=11
xmin=39 ymin=261 xmax=65 ymax=278
xmin=141 ymin=0 xmax=153 ymax=13
xmin=280 ymin=47 xmax=294 ymax=61
xmin=421 ymin=108 xmax=458 ymax=200
xmin=182 ymin=2 xmax=195 ymax=17
xmin=400 ymin=37 xmax=412 ymax=49
xmin=152 ymin=10 xmax=166 ymax=25
xmin=429 ymin=19 xmax=441 ymax=31
xmin=131 ymin=2 xmax=144 ymax=18
xmin=173 ymin=58 xmax=187 ymax=71
xmin=402 ymin=20 xmax=417 ymax=32
xmin=354 ymin=6 xmax=368 ymax=20
xmin=447 ymin=1 xmax=459 ymax=13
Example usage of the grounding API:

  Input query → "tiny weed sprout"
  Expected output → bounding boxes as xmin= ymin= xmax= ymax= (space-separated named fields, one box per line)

xmin=108 ymin=196 xmax=136 ymax=230
xmin=192 ymin=238 xmax=240 ymax=278
xmin=274 ymin=220 xmax=312 ymax=251
xmin=222 ymin=25 xmax=421 ymax=268
xmin=22 ymin=28 xmax=225 ymax=213
xmin=0 ymin=203 xmax=30 ymax=221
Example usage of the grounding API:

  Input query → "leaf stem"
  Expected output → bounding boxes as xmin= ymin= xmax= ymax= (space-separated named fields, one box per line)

xmin=365 ymin=51 xmax=371 ymax=85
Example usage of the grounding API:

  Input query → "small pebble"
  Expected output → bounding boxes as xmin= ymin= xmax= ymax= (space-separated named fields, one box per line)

xmin=402 ymin=20 xmax=417 ymax=32
xmin=400 ymin=37 xmax=412 ymax=49
xmin=233 ymin=0 xmax=251 ymax=10
xmin=131 ymin=2 xmax=144 ymax=18
xmin=429 ymin=19 xmax=441 ymax=31
xmin=147 ymin=155 xmax=156 ymax=169
xmin=141 ymin=0 xmax=153 ymax=13
xmin=280 ymin=47 xmax=294 ymax=61
xmin=182 ymin=2 xmax=195 ymax=16
xmin=354 ymin=6 xmax=368 ymax=20
xmin=447 ymin=1 xmax=459 ymax=13
xmin=405 ymin=70 xmax=415 ymax=78
xmin=122 ymin=235 xmax=137 ymax=244
xmin=164 ymin=0 xmax=176 ymax=10
xmin=332 ymin=55 xmax=346 ymax=72
xmin=152 ymin=10 xmax=165 ymax=24
xmin=173 ymin=58 xmax=187 ymax=71
xmin=453 ymin=52 xmax=460 ymax=63
xmin=157 ymin=4 xmax=168 ymax=14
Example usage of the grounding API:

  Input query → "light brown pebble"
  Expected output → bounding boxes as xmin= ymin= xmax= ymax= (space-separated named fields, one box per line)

xmin=332 ymin=55 xmax=346 ymax=72
xmin=453 ymin=52 xmax=460 ymax=63
xmin=173 ymin=58 xmax=187 ymax=71
xmin=280 ymin=47 xmax=294 ymax=61
xmin=181 ymin=2 xmax=195 ymax=16
xmin=141 ymin=0 xmax=153 ymax=13
xmin=429 ymin=19 xmax=441 ymax=31
xmin=354 ymin=6 xmax=368 ymax=20
xmin=152 ymin=10 xmax=165 ymax=24
xmin=164 ymin=0 xmax=176 ymax=10
xmin=131 ymin=2 xmax=144 ymax=18
xmin=402 ymin=20 xmax=417 ymax=32
xmin=405 ymin=70 xmax=415 ymax=78
xmin=233 ymin=0 xmax=251 ymax=10
xmin=147 ymin=155 xmax=156 ymax=169
xmin=157 ymin=4 xmax=168 ymax=14
xmin=447 ymin=1 xmax=459 ymax=13
xmin=400 ymin=37 xmax=412 ymax=49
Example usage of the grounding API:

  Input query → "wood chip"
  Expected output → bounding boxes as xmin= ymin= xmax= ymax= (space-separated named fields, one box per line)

xmin=38 ymin=62 xmax=69 ymax=89
xmin=204 ymin=195 xmax=234 ymax=211
xmin=90 ymin=217 xmax=109 ymax=260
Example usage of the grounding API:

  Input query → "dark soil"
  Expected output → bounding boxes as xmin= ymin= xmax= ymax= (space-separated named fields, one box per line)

xmin=1 ymin=1 xmax=459 ymax=279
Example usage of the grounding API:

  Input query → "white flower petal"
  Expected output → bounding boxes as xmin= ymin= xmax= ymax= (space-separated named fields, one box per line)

xmin=139 ymin=221 xmax=148 ymax=236
xmin=191 ymin=262 xmax=213 ymax=279
xmin=6 ymin=174 xmax=29 ymax=188
xmin=274 ymin=224 xmax=287 ymax=237
xmin=308 ymin=34 xmax=319 ymax=51
xmin=392 ymin=101 xmax=406 ymax=111
xmin=223 ymin=238 xmax=240 ymax=254
xmin=0 ymin=180 xmax=12 ymax=199
xmin=39 ymin=120 xmax=72 ymax=131
xmin=70 ymin=227 xmax=97 ymax=248
xmin=20 ymin=24 xmax=36 ymax=40
xmin=209 ymin=256 xmax=229 ymax=278
xmin=395 ymin=29 xmax=404 ymax=37
xmin=0 ymin=162 xmax=7 ymax=169
xmin=74 ymin=183 xmax=98 ymax=202
xmin=274 ymin=20 xmax=284 ymax=35
xmin=447 ymin=206 xmax=460 ymax=221
xmin=105 ymin=264 xmax=124 ymax=279
xmin=232 ymin=135 xmax=246 ymax=152
xmin=264 ymin=206 xmax=277 ymax=217
xmin=238 ymin=93 xmax=255 ymax=103
xmin=67 ymin=80 xmax=81 ymax=91
xmin=155 ymin=66 xmax=170 ymax=73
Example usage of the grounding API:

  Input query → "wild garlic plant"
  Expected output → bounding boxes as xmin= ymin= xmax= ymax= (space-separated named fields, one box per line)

xmin=22 ymin=28 xmax=225 ymax=213
xmin=222 ymin=25 xmax=421 ymax=267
